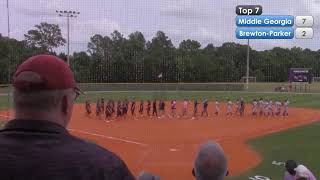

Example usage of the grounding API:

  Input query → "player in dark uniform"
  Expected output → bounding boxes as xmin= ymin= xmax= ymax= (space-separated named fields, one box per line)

xmin=139 ymin=100 xmax=144 ymax=116
xmin=152 ymin=99 xmax=158 ymax=117
xmin=85 ymin=100 xmax=91 ymax=115
xmin=146 ymin=100 xmax=151 ymax=116
xmin=105 ymin=101 xmax=113 ymax=121
xmin=111 ymin=100 xmax=115 ymax=116
xmin=171 ymin=100 xmax=177 ymax=118
xmin=130 ymin=99 xmax=136 ymax=116
xmin=100 ymin=98 xmax=105 ymax=114
xmin=201 ymin=99 xmax=208 ymax=117
xmin=193 ymin=100 xmax=199 ymax=118
xmin=159 ymin=100 xmax=165 ymax=118
xmin=123 ymin=99 xmax=129 ymax=116
xmin=239 ymin=98 xmax=245 ymax=117
xmin=96 ymin=99 xmax=101 ymax=117
xmin=116 ymin=100 xmax=122 ymax=117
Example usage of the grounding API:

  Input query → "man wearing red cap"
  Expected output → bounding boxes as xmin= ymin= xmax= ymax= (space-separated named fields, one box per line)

xmin=0 ymin=55 xmax=135 ymax=180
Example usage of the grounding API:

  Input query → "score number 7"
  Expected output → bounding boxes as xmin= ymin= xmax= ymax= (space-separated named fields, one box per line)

xmin=302 ymin=18 xmax=307 ymax=24
xmin=255 ymin=7 xmax=260 ymax=14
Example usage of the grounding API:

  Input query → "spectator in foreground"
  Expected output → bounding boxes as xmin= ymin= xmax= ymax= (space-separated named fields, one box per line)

xmin=284 ymin=160 xmax=316 ymax=180
xmin=0 ymin=55 xmax=135 ymax=180
xmin=284 ymin=160 xmax=298 ymax=180
xmin=193 ymin=141 xmax=228 ymax=180
xmin=295 ymin=165 xmax=317 ymax=180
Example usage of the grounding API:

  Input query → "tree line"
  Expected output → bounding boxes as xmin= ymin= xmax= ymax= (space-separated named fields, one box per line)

xmin=1 ymin=22 xmax=320 ymax=84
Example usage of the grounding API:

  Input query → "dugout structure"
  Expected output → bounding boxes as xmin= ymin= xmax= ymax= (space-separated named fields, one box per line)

xmin=289 ymin=68 xmax=313 ymax=93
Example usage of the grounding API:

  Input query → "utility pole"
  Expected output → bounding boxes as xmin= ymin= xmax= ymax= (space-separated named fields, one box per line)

xmin=56 ymin=10 xmax=80 ymax=65
xmin=246 ymin=39 xmax=250 ymax=90
xmin=7 ymin=0 xmax=10 ymax=83
xmin=6 ymin=0 xmax=10 ymax=120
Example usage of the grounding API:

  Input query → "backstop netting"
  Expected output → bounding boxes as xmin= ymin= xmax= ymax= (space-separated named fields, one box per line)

xmin=1 ymin=0 xmax=320 ymax=121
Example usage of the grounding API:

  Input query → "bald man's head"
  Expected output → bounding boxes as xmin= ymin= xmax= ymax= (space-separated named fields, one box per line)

xmin=194 ymin=141 xmax=228 ymax=180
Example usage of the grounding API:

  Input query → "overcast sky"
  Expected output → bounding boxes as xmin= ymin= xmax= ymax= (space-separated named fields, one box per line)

xmin=0 ymin=0 xmax=319 ymax=53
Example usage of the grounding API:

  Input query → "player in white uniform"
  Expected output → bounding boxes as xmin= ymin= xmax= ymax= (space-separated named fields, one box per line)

xmin=264 ymin=100 xmax=269 ymax=116
xmin=182 ymin=99 xmax=188 ymax=117
xmin=283 ymin=99 xmax=290 ymax=116
xmin=275 ymin=100 xmax=282 ymax=116
xmin=252 ymin=99 xmax=258 ymax=116
xmin=268 ymin=100 xmax=274 ymax=116
xmin=258 ymin=98 xmax=264 ymax=116
xmin=226 ymin=99 xmax=233 ymax=116
xmin=214 ymin=100 xmax=220 ymax=115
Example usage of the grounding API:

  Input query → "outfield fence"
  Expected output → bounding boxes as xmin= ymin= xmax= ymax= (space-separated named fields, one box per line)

xmin=2 ymin=82 xmax=320 ymax=93
xmin=77 ymin=82 xmax=320 ymax=93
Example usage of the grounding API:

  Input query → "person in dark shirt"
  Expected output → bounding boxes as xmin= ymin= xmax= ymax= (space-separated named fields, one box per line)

xmin=111 ymin=100 xmax=115 ymax=116
xmin=96 ymin=99 xmax=101 ymax=117
xmin=117 ymin=100 xmax=122 ymax=117
xmin=131 ymin=99 xmax=136 ymax=116
xmin=85 ymin=100 xmax=91 ymax=115
xmin=0 ymin=55 xmax=135 ymax=180
xmin=105 ymin=100 xmax=113 ymax=121
xmin=146 ymin=100 xmax=151 ymax=116
xmin=240 ymin=98 xmax=245 ymax=117
xmin=139 ymin=100 xmax=144 ymax=117
xmin=201 ymin=99 xmax=209 ymax=117
xmin=101 ymin=98 xmax=105 ymax=114
xmin=152 ymin=99 xmax=158 ymax=117
xmin=193 ymin=100 xmax=199 ymax=118
xmin=158 ymin=100 xmax=165 ymax=118
xmin=124 ymin=99 xmax=129 ymax=115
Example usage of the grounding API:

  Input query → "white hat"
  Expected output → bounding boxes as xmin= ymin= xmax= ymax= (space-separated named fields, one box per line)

xmin=294 ymin=165 xmax=309 ymax=178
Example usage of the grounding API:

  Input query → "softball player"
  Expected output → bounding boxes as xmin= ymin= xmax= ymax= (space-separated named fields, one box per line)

xmin=275 ymin=100 xmax=282 ymax=116
xmin=214 ymin=100 xmax=220 ymax=115
xmin=182 ymin=99 xmax=188 ymax=117
xmin=268 ymin=100 xmax=274 ymax=116
xmin=139 ymin=100 xmax=144 ymax=116
xmin=193 ymin=100 xmax=199 ymax=117
xmin=171 ymin=100 xmax=177 ymax=118
xmin=226 ymin=99 xmax=233 ymax=116
xmin=258 ymin=98 xmax=264 ymax=116
xmin=85 ymin=100 xmax=91 ymax=115
xmin=201 ymin=99 xmax=208 ymax=117
xmin=283 ymin=99 xmax=289 ymax=116
xmin=252 ymin=99 xmax=258 ymax=116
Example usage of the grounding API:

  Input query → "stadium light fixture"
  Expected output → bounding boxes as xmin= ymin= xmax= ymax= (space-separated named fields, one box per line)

xmin=55 ymin=10 xmax=80 ymax=65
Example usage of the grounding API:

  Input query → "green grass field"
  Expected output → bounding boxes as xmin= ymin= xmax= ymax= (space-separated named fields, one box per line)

xmin=1 ymin=90 xmax=320 ymax=179
xmin=229 ymin=121 xmax=320 ymax=180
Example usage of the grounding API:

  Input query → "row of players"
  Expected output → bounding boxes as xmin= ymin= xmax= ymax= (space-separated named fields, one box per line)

xmin=85 ymin=98 xmax=290 ymax=119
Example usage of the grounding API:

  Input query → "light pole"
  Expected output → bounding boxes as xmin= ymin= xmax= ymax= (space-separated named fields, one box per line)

xmin=56 ymin=10 xmax=80 ymax=65
xmin=6 ymin=0 xmax=10 ymax=121
xmin=7 ymin=0 xmax=10 ymax=83
xmin=7 ymin=0 xmax=10 ymax=38
xmin=246 ymin=39 xmax=250 ymax=90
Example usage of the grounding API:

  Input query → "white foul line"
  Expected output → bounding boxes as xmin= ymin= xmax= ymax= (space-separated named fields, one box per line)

xmin=68 ymin=128 xmax=148 ymax=147
xmin=0 ymin=114 xmax=148 ymax=147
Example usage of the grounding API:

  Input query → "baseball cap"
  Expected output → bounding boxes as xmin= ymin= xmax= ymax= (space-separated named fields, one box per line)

xmin=285 ymin=160 xmax=297 ymax=175
xmin=13 ymin=55 xmax=81 ymax=93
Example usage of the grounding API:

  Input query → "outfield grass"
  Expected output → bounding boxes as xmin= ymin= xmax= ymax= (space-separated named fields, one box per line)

xmin=229 ymin=121 xmax=320 ymax=180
